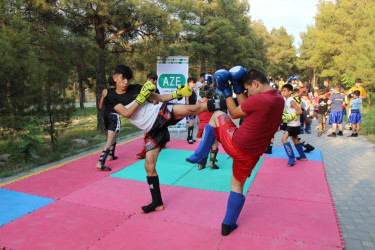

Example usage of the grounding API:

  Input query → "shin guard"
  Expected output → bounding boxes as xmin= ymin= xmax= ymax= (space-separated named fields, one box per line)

xmin=295 ymin=143 xmax=307 ymax=160
xmin=99 ymin=148 xmax=111 ymax=171
xmin=283 ymin=142 xmax=295 ymax=166
xmin=142 ymin=176 xmax=163 ymax=213
xmin=209 ymin=148 xmax=219 ymax=169
xmin=109 ymin=142 xmax=118 ymax=160
xmin=186 ymin=124 xmax=215 ymax=163
xmin=187 ymin=126 xmax=194 ymax=143
xmin=222 ymin=191 xmax=245 ymax=236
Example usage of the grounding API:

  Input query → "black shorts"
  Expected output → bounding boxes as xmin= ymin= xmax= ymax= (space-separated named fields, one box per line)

xmin=285 ymin=126 xmax=300 ymax=137
xmin=144 ymin=103 xmax=180 ymax=152
xmin=104 ymin=113 xmax=121 ymax=132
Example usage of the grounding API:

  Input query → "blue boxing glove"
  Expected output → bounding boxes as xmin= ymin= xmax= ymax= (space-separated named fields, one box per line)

xmin=229 ymin=66 xmax=247 ymax=94
xmin=214 ymin=69 xmax=232 ymax=98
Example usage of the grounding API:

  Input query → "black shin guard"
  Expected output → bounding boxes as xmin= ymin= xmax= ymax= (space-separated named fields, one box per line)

xmin=99 ymin=148 xmax=111 ymax=171
xmin=142 ymin=176 xmax=163 ymax=213
xmin=209 ymin=149 xmax=219 ymax=169
xmin=109 ymin=142 xmax=118 ymax=160
xmin=187 ymin=126 xmax=194 ymax=142
xmin=298 ymin=138 xmax=315 ymax=153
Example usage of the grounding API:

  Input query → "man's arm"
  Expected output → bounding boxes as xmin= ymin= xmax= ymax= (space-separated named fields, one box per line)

xmin=290 ymin=100 xmax=303 ymax=115
xmin=114 ymin=102 xmax=141 ymax=118
xmin=226 ymin=97 xmax=246 ymax=119
xmin=98 ymin=89 xmax=107 ymax=110
xmin=149 ymin=93 xmax=173 ymax=103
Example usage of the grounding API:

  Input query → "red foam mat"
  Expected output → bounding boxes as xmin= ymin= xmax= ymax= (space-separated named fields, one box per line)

xmin=0 ymin=200 xmax=126 ymax=250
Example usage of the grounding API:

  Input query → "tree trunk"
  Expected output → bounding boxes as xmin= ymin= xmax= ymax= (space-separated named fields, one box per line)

xmin=95 ymin=19 xmax=106 ymax=133
xmin=77 ymin=67 xmax=85 ymax=110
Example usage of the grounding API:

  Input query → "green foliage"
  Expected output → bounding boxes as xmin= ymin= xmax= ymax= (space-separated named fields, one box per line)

xmin=9 ymin=125 xmax=43 ymax=163
xmin=341 ymin=72 xmax=354 ymax=89
xmin=299 ymin=0 xmax=375 ymax=88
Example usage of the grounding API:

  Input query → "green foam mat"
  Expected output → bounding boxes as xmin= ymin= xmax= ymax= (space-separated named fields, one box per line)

xmin=175 ymin=156 xmax=264 ymax=193
xmin=111 ymin=149 xmax=264 ymax=193
xmin=110 ymin=149 xmax=195 ymax=185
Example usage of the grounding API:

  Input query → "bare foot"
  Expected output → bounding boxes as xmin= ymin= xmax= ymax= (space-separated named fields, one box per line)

xmin=96 ymin=162 xmax=102 ymax=169
xmin=107 ymin=156 xmax=113 ymax=161
xmin=140 ymin=205 xmax=164 ymax=213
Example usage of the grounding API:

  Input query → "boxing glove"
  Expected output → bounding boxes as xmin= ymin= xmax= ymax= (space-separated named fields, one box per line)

xmin=214 ymin=70 xmax=232 ymax=98
xmin=282 ymin=111 xmax=298 ymax=123
xmin=229 ymin=66 xmax=247 ymax=94
xmin=135 ymin=81 xmax=156 ymax=105
xmin=172 ymin=84 xmax=192 ymax=99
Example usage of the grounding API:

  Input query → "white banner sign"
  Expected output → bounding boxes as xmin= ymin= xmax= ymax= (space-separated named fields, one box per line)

xmin=157 ymin=56 xmax=189 ymax=131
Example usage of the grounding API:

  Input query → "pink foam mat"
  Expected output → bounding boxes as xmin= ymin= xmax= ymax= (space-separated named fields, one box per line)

xmin=237 ymin=196 xmax=343 ymax=248
xmin=0 ymin=200 xmax=126 ymax=250
xmin=89 ymin=214 xmax=221 ymax=250
xmin=61 ymin=178 xmax=154 ymax=214
xmin=220 ymin=232 xmax=340 ymax=250
xmin=248 ymin=159 xmax=332 ymax=203
xmin=144 ymin=185 xmax=228 ymax=229
xmin=3 ymin=168 xmax=111 ymax=199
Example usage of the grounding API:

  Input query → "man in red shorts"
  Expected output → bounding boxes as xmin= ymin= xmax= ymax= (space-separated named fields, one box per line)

xmin=188 ymin=66 xmax=284 ymax=236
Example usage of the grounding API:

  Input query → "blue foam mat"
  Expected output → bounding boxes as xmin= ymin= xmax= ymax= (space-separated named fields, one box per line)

xmin=0 ymin=188 xmax=55 ymax=227
xmin=264 ymin=146 xmax=322 ymax=162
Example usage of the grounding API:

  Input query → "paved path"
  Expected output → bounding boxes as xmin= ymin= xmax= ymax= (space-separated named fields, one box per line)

xmin=169 ymin=119 xmax=375 ymax=250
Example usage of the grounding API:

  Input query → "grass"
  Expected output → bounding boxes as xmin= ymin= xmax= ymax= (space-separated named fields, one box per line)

xmin=0 ymin=107 xmax=140 ymax=178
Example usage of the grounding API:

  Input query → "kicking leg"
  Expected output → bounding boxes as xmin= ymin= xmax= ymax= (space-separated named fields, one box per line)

xmin=186 ymin=124 xmax=215 ymax=164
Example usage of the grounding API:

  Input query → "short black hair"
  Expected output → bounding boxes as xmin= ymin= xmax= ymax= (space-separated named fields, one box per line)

xmin=355 ymin=78 xmax=362 ymax=83
xmin=147 ymin=72 xmax=158 ymax=81
xmin=353 ymin=90 xmax=360 ymax=97
xmin=114 ymin=65 xmax=133 ymax=80
xmin=200 ymin=73 xmax=206 ymax=78
xmin=282 ymin=83 xmax=293 ymax=92
xmin=244 ymin=68 xmax=269 ymax=85
xmin=108 ymin=76 xmax=116 ymax=86
xmin=188 ymin=77 xmax=196 ymax=83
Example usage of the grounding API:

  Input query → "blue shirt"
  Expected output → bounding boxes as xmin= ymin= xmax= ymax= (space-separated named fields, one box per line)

xmin=350 ymin=98 xmax=362 ymax=110
xmin=329 ymin=93 xmax=345 ymax=112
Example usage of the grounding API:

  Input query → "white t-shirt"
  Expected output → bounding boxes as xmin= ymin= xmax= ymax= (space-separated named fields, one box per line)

xmin=195 ymin=81 xmax=204 ymax=101
xmin=285 ymin=97 xmax=300 ymax=127
xmin=125 ymin=101 xmax=162 ymax=133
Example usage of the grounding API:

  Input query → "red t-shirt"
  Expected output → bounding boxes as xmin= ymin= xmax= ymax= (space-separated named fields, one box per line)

xmin=232 ymin=89 xmax=284 ymax=156
xmin=198 ymin=99 xmax=213 ymax=130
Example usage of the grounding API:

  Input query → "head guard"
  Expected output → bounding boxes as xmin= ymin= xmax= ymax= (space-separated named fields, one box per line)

xmin=199 ymin=85 xmax=214 ymax=98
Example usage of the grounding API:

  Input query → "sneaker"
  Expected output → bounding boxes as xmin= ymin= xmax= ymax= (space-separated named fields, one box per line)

xmin=348 ymin=133 xmax=356 ymax=137
xmin=317 ymin=131 xmax=322 ymax=137
xmin=327 ymin=133 xmax=336 ymax=137
xmin=188 ymin=139 xmax=195 ymax=144
xmin=337 ymin=131 xmax=343 ymax=136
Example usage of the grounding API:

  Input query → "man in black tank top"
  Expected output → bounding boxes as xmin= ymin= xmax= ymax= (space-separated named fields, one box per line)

xmin=96 ymin=75 xmax=127 ymax=171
